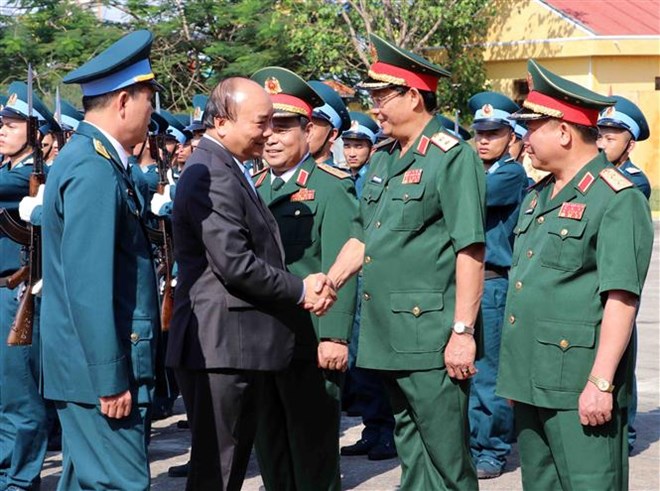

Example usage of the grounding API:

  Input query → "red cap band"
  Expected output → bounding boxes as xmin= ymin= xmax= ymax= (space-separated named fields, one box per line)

xmin=270 ymin=94 xmax=313 ymax=119
xmin=369 ymin=61 xmax=439 ymax=92
xmin=526 ymin=91 xmax=599 ymax=126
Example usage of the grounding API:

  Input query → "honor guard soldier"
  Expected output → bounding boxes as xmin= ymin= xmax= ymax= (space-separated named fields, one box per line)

xmin=467 ymin=91 xmax=529 ymax=479
xmin=496 ymin=59 xmax=654 ymax=491
xmin=308 ymin=80 xmax=351 ymax=167
xmin=339 ymin=112 xmax=398 ymax=461
xmin=184 ymin=94 xmax=207 ymax=139
xmin=597 ymin=95 xmax=652 ymax=452
xmin=328 ymin=34 xmax=486 ymax=490
xmin=0 ymin=80 xmax=54 ymax=491
xmin=40 ymin=30 xmax=163 ymax=490
xmin=250 ymin=67 xmax=359 ymax=491
xmin=59 ymin=100 xmax=84 ymax=136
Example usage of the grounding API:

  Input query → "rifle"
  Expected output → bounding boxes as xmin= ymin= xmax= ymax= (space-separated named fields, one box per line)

xmin=8 ymin=65 xmax=45 ymax=346
xmin=148 ymin=101 xmax=175 ymax=333
xmin=53 ymin=86 xmax=67 ymax=151
xmin=0 ymin=209 xmax=30 ymax=245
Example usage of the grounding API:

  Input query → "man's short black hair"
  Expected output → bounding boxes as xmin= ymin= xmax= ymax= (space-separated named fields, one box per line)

xmin=82 ymin=82 xmax=151 ymax=113
xmin=418 ymin=89 xmax=437 ymax=113
xmin=570 ymin=122 xmax=599 ymax=143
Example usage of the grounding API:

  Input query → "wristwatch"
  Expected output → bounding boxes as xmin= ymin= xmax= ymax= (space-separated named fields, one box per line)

xmin=588 ymin=374 xmax=614 ymax=393
xmin=452 ymin=321 xmax=475 ymax=336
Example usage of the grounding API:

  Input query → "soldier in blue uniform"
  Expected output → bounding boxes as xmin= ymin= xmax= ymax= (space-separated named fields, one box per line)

xmin=308 ymin=81 xmax=351 ymax=167
xmin=40 ymin=30 xmax=162 ymax=490
xmin=339 ymin=112 xmax=397 ymax=461
xmin=467 ymin=91 xmax=529 ymax=479
xmin=597 ymin=96 xmax=651 ymax=452
xmin=0 ymin=81 xmax=54 ymax=491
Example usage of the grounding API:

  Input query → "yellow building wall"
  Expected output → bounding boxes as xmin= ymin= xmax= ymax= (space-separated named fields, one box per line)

xmin=480 ymin=1 xmax=660 ymax=188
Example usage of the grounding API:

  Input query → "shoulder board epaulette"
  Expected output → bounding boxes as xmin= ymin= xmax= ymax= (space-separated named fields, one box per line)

xmin=600 ymin=167 xmax=633 ymax=192
xmin=254 ymin=170 xmax=268 ymax=188
xmin=430 ymin=131 xmax=459 ymax=152
xmin=93 ymin=138 xmax=111 ymax=160
xmin=317 ymin=163 xmax=350 ymax=179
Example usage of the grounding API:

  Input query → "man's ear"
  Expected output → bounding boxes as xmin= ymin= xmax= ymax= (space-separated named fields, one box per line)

xmin=558 ymin=121 xmax=573 ymax=147
xmin=508 ymin=130 xmax=517 ymax=146
xmin=328 ymin=127 xmax=339 ymax=144
xmin=214 ymin=116 xmax=228 ymax=138
xmin=627 ymin=138 xmax=636 ymax=155
xmin=116 ymin=90 xmax=131 ymax=117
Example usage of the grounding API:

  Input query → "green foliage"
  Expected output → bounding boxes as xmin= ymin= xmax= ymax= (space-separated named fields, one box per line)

xmin=0 ymin=0 xmax=493 ymax=115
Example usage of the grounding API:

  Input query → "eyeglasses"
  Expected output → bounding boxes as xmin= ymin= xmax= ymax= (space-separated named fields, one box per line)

xmin=371 ymin=88 xmax=409 ymax=108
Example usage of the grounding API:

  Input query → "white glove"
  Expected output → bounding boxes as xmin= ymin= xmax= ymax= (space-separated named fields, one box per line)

xmin=166 ymin=168 xmax=176 ymax=185
xmin=150 ymin=186 xmax=172 ymax=216
xmin=19 ymin=184 xmax=45 ymax=222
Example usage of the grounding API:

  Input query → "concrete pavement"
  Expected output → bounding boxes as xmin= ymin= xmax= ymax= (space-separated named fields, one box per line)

xmin=41 ymin=223 xmax=660 ymax=490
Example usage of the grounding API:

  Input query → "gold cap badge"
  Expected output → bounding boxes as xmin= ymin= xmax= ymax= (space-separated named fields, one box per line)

xmin=265 ymin=77 xmax=282 ymax=95
xmin=350 ymin=120 xmax=360 ymax=132
xmin=7 ymin=93 xmax=17 ymax=107
xmin=482 ymin=104 xmax=493 ymax=116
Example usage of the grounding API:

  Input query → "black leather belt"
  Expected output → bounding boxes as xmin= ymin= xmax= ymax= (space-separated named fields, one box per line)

xmin=485 ymin=266 xmax=509 ymax=280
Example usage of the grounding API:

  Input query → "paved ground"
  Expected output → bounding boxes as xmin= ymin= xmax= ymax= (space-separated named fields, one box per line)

xmin=42 ymin=223 xmax=659 ymax=490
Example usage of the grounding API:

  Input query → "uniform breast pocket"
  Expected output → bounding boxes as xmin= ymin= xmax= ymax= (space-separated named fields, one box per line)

xmin=361 ymin=183 xmax=384 ymax=228
xmin=128 ymin=319 xmax=156 ymax=386
xmin=280 ymin=202 xmax=317 ymax=245
xmin=532 ymin=319 xmax=596 ymax=392
xmin=389 ymin=290 xmax=448 ymax=353
xmin=390 ymin=185 xmax=425 ymax=232
xmin=541 ymin=220 xmax=588 ymax=272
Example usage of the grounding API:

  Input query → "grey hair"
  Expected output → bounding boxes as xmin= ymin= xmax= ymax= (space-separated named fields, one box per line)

xmin=202 ymin=77 xmax=249 ymax=128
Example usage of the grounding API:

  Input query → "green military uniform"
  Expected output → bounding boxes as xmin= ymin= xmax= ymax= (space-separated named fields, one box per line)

xmin=250 ymin=67 xmax=359 ymax=491
xmin=496 ymin=60 xmax=654 ymax=490
xmin=354 ymin=35 xmax=486 ymax=490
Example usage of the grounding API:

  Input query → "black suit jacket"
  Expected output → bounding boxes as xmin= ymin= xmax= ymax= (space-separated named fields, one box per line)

xmin=166 ymin=137 xmax=303 ymax=371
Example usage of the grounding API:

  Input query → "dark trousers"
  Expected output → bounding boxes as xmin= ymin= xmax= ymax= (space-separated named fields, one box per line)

xmin=0 ymin=287 xmax=48 ymax=490
xmin=175 ymin=368 xmax=261 ymax=491
xmin=255 ymin=359 xmax=342 ymax=491
xmin=468 ymin=277 xmax=514 ymax=467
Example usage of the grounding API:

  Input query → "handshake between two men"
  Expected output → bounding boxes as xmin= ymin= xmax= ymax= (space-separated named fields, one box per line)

xmin=300 ymin=272 xmax=348 ymax=373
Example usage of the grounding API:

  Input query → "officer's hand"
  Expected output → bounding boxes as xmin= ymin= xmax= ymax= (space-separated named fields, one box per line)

xmin=150 ymin=187 xmax=172 ymax=216
xmin=303 ymin=273 xmax=337 ymax=316
xmin=445 ymin=332 xmax=477 ymax=381
xmin=100 ymin=390 xmax=132 ymax=419
xmin=18 ymin=184 xmax=45 ymax=222
xmin=318 ymin=341 xmax=348 ymax=372
xmin=578 ymin=382 xmax=613 ymax=426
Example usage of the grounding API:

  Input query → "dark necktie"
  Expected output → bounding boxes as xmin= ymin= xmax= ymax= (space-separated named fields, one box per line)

xmin=272 ymin=177 xmax=285 ymax=191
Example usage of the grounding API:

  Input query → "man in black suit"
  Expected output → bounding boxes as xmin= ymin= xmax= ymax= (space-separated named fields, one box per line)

xmin=166 ymin=77 xmax=336 ymax=491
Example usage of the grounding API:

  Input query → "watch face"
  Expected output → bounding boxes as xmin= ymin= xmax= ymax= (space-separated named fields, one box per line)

xmin=598 ymin=380 xmax=609 ymax=391
xmin=454 ymin=322 xmax=465 ymax=333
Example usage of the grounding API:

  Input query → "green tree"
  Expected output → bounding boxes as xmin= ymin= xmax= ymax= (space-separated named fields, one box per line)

xmin=277 ymin=0 xmax=495 ymax=118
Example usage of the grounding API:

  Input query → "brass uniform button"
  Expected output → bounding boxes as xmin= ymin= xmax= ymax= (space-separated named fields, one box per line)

xmin=364 ymin=256 xmax=371 ymax=264
xmin=560 ymin=228 xmax=568 ymax=237
xmin=375 ymin=221 xmax=382 ymax=228
xmin=508 ymin=315 xmax=516 ymax=325
xmin=363 ymin=292 xmax=371 ymax=301
xmin=412 ymin=306 xmax=421 ymax=317
xmin=527 ymin=249 xmax=534 ymax=258
xmin=537 ymin=216 xmax=545 ymax=224
xmin=559 ymin=339 xmax=569 ymax=349
xmin=130 ymin=332 xmax=139 ymax=342
xmin=403 ymin=193 xmax=410 ymax=201
xmin=515 ymin=281 xmax=523 ymax=290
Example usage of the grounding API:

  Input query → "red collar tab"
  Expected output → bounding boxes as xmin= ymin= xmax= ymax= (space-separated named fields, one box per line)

xmin=577 ymin=172 xmax=595 ymax=194
xmin=296 ymin=169 xmax=310 ymax=187
xmin=416 ymin=135 xmax=430 ymax=155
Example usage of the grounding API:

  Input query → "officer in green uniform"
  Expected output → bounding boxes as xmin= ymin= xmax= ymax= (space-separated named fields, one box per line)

xmin=467 ymin=91 xmax=528 ymax=479
xmin=596 ymin=96 xmax=652 ymax=452
xmin=496 ymin=59 xmax=654 ymax=491
xmin=307 ymin=81 xmax=351 ymax=166
xmin=249 ymin=67 xmax=359 ymax=491
xmin=328 ymin=34 xmax=486 ymax=490
xmin=0 ymin=81 xmax=54 ymax=491
xmin=40 ymin=30 xmax=163 ymax=490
